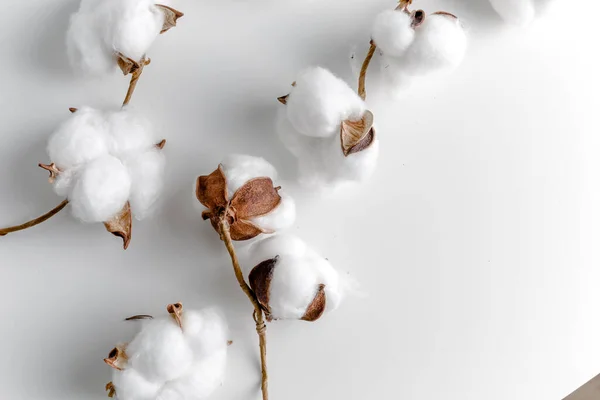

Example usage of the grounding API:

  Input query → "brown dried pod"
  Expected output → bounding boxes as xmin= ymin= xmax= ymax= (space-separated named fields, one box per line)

xmin=196 ymin=165 xmax=283 ymax=241
xmin=156 ymin=4 xmax=184 ymax=34
xmin=340 ymin=110 xmax=376 ymax=157
xmin=104 ymin=202 xmax=133 ymax=250
xmin=104 ymin=345 xmax=128 ymax=371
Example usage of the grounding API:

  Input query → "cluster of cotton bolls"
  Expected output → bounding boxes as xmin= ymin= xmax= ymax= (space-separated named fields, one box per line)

xmin=488 ymin=0 xmax=557 ymax=27
xmin=47 ymin=107 xmax=165 ymax=225
xmin=276 ymin=67 xmax=379 ymax=188
xmin=196 ymin=154 xmax=296 ymax=241
xmin=105 ymin=304 xmax=229 ymax=400
xmin=371 ymin=9 xmax=467 ymax=95
xmin=67 ymin=0 xmax=182 ymax=75
xmin=243 ymin=234 xmax=347 ymax=322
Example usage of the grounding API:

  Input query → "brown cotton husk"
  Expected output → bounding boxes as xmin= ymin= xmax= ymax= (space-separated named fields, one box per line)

xmin=106 ymin=382 xmax=116 ymax=398
xmin=302 ymin=284 xmax=327 ymax=322
xmin=249 ymin=257 xmax=278 ymax=321
xmin=340 ymin=110 xmax=376 ymax=156
xmin=38 ymin=163 xmax=61 ymax=183
xmin=196 ymin=165 xmax=282 ymax=241
xmin=104 ymin=202 xmax=132 ymax=250
xmin=156 ymin=4 xmax=184 ymax=34
xmin=104 ymin=345 xmax=128 ymax=371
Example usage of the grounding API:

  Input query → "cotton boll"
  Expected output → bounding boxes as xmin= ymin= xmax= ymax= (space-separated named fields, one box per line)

xmin=372 ymin=10 xmax=415 ymax=57
xmin=250 ymin=191 xmax=296 ymax=232
xmin=112 ymin=368 xmax=161 ymax=400
xmin=489 ymin=0 xmax=535 ymax=26
xmin=286 ymin=67 xmax=366 ymax=138
xmin=47 ymin=107 xmax=110 ymax=170
xmin=127 ymin=317 xmax=193 ymax=383
xmin=181 ymin=308 xmax=229 ymax=360
xmin=69 ymin=155 xmax=131 ymax=223
xmin=220 ymin=154 xmax=278 ymax=195
xmin=158 ymin=349 xmax=227 ymax=400
xmin=106 ymin=109 xmax=157 ymax=157
xmin=67 ymin=0 xmax=165 ymax=75
xmin=247 ymin=234 xmax=344 ymax=321
xmin=52 ymin=168 xmax=77 ymax=197
xmin=125 ymin=148 xmax=165 ymax=220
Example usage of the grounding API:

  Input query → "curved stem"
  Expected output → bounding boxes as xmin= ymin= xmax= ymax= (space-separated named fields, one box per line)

xmin=358 ymin=42 xmax=377 ymax=101
xmin=0 ymin=199 xmax=68 ymax=236
xmin=122 ymin=61 xmax=148 ymax=106
xmin=218 ymin=218 xmax=269 ymax=400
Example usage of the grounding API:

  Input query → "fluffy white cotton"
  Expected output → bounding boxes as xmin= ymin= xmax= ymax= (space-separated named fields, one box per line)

xmin=371 ymin=10 xmax=415 ymax=57
xmin=127 ymin=317 xmax=193 ymax=383
xmin=112 ymin=368 xmax=161 ymax=400
xmin=489 ymin=0 xmax=535 ymax=26
xmin=67 ymin=0 xmax=166 ymax=75
xmin=220 ymin=154 xmax=278 ymax=196
xmin=286 ymin=67 xmax=366 ymax=138
xmin=250 ymin=192 xmax=296 ymax=232
xmin=47 ymin=107 xmax=110 ymax=170
xmin=378 ymin=13 xmax=467 ymax=93
xmin=46 ymin=107 xmax=165 ymax=223
xmin=124 ymin=149 xmax=165 ymax=220
xmin=111 ymin=306 xmax=228 ymax=400
xmin=69 ymin=155 xmax=131 ymax=223
xmin=276 ymin=108 xmax=379 ymax=188
xmin=246 ymin=234 xmax=344 ymax=320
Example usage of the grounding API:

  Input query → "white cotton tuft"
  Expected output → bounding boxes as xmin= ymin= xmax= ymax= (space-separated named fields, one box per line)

xmin=371 ymin=10 xmax=415 ymax=57
xmin=181 ymin=308 xmax=229 ymax=360
xmin=220 ymin=154 xmax=278 ymax=195
xmin=66 ymin=0 xmax=166 ymax=75
xmin=276 ymin=108 xmax=379 ymax=189
xmin=47 ymin=107 xmax=110 ymax=170
xmin=52 ymin=168 xmax=77 ymax=197
xmin=124 ymin=148 xmax=165 ymax=220
xmin=112 ymin=368 xmax=161 ymax=400
xmin=251 ymin=191 xmax=296 ymax=232
xmin=246 ymin=234 xmax=344 ymax=320
xmin=107 ymin=108 xmax=157 ymax=158
xmin=489 ymin=0 xmax=536 ymax=26
xmin=286 ymin=67 xmax=366 ymax=138
xmin=127 ymin=317 xmax=193 ymax=383
xmin=69 ymin=155 xmax=131 ymax=222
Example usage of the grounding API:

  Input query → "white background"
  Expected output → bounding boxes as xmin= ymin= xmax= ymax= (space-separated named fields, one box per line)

xmin=1 ymin=0 xmax=599 ymax=399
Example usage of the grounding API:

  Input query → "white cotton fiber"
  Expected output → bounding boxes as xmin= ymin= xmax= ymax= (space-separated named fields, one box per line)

xmin=250 ymin=191 xmax=296 ymax=232
xmin=276 ymin=108 xmax=379 ymax=188
xmin=69 ymin=155 xmax=131 ymax=223
xmin=127 ymin=317 xmax=193 ymax=383
xmin=181 ymin=308 xmax=229 ymax=360
xmin=124 ymin=148 xmax=165 ymax=220
xmin=67 ymin=0 xmax=166 ymax=75
xmin=106 ymin=108 xmax=157 ymax=157
xmin=112 ymin=368 xmax=161 ymax=400
xmin=47 ymin=107 xmax=109 ymax=170
xmin=286 ymin=67 xmax=366 ymax=138
xmin=489 ymin=0 xmax=535 ymax=26
xmin=371 ymin=10 xmax=415 ymax=57
xmin=246 ymin=234 xmax=344 ymax=320
xmin=220 ymin=154 xmax=278 ymax=196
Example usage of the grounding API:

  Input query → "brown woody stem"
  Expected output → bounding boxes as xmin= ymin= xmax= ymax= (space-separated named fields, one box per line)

xmin=122 ymin=60 xmax=149 ymax=106
xmin=358 ymin=42 xmax=377 ymax=101
xmin=218 ymin=218 xmax=269 ymax=400
xmin=0 ymin=199 xmax=68 ymax=236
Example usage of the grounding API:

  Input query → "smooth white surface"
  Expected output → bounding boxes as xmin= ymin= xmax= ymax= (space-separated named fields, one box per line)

xmin=0 ymin=1 xmax=599 ymax=399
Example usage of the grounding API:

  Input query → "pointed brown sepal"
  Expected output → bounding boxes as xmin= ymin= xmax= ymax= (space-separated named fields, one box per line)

xmin=104 ymin=202 xmax=132 ymax=250
xmin=277 ymin=94 xmax=289 ymax=105
xmin=397 ymin=0 xmax=413 ymax=11
xmin=196 ymin=165 xmax=228 ymax=210
xmin=125 ymin=315 xmax=154 ymax=321
xmin=104 ymin=346 xmax=128 ymax=371
xmin=156 ymin=4 xmax=184 ymax=34
xmin=249 ymin=257 xmax=278 ymax=321
xmin=69 ymin=107 xmax=78 ymax=113
xmin=411 ymin=10 xmax=426 ymax=27
xmin=106 ymin=382 xmax=116 ymax=398
xmin=167 ymin=302 xmax=184 ymax=330
xmin=229 ymin=219 xmax=265 ymax=241
xmin=39 ymin=163 xmax=60 ymax=183
xmin=340 ymin=110 xmax=375 ymax=157
xmin=301 ymin=284 xmax=327 ymax=322
xmin=230 ymin=177 xmax=281 ymax=219
xmin=155 ymin=139 xmax=167 ymax=149
xmin=117 ymin=53 xmax=140 ymax=75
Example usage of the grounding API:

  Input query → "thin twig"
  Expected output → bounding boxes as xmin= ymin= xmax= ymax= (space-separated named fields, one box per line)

xmin=358 ymin=42 xmax=377 ymax=101
xmin=0 ymin=199 xmax=68 ymax=236
xmin=218 ymin=218 xmax=269 ymax=400
xmin=122 ymin=60 xmax=150 ymax=106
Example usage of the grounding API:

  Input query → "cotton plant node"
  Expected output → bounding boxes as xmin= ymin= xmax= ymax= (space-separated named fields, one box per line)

xmin=362 ymin=0 xmax=466 ymax=98
xmin=195 ymin=155 xmax=298 ymax=400
xmin=104 ymin=302 xmax=230 ymax=400
xmin=0 ymin=107 xmax=167 ymax=249
xmin=66 ymin=0 xmax=184 ymax=105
